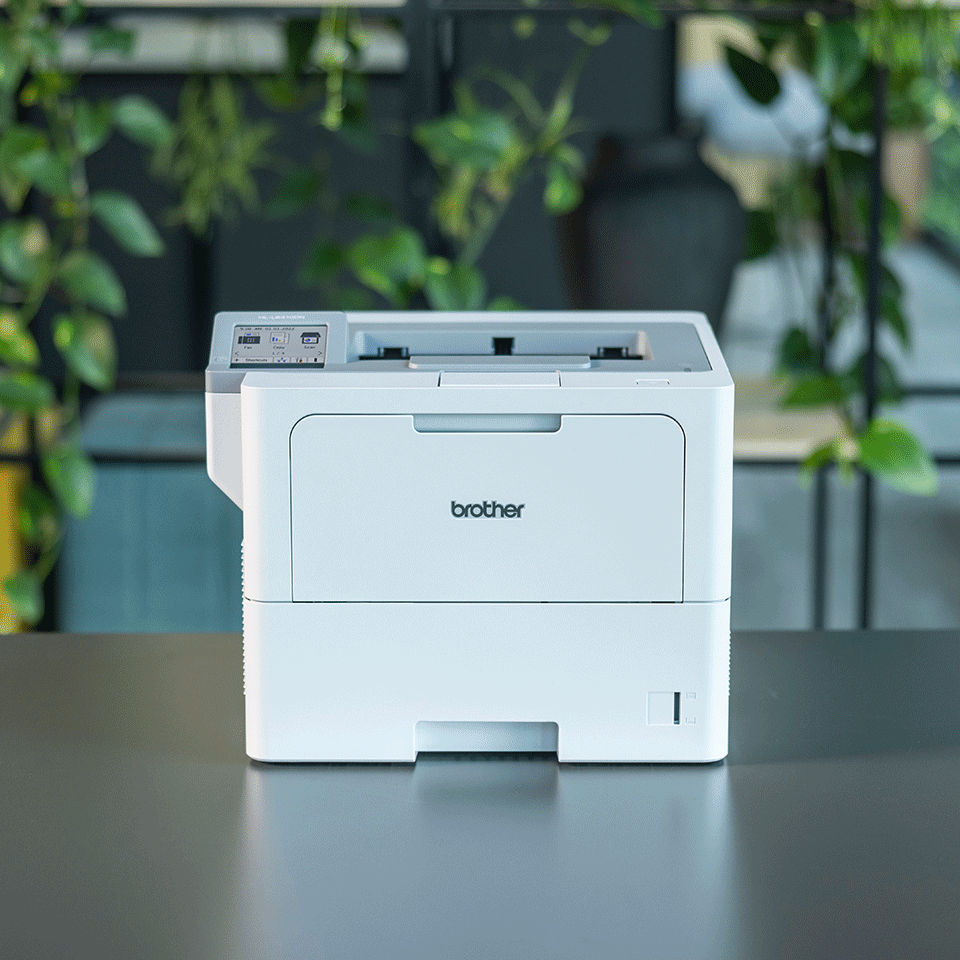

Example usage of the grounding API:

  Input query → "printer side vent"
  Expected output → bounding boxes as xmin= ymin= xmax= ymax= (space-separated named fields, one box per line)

xmin=727 ymin=631 xmax=731 ymax=696
xmin=241 ymin=539 xmax=247 ymax=695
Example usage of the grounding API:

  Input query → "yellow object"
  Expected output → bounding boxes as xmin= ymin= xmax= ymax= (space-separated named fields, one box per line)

xmin=0 ymin=415 xmax=28 ymax=633
xmin=680 ymin=15 xmax=761 ymax=66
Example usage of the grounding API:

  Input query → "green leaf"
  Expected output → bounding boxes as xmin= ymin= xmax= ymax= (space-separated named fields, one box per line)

xmin=0 ymin=311 xmax=39 ymax=368
xmin=0 ymin=125 xmax=47 ymax=164
xmin=43 ymin=446 xmax=96 ymax=517
xmin=744 ymin=208 xmax=778 ymax=260
xmin=74 ymin=99 xmax=113 ymax=155
xmin=552 ymin=142 xmax=585 ymax=178
xmin=847 ymin=252 xmax=871 ymax=298
xmin=254 ymin=76 xmax=303 ymax=111
xmin=0 ymin=31 xmax=28 ymax=101
xmin=877 ymin=260 xmax=908 ymax=348
xmin=415 ymin=110 xmax=513 ymax=171
xmin=0 ymin=218 xmax=49 ymax=284
xmin=542 ymin=89 xmax=575 ymax=148
xmin=22 ymin=24 xmax=61 ymax=62
xmin=848 ymin=352 xmax=904 ymax=404
xmin=566 ymin=17 xmax=611 ymax=46
xmin=336 ymin=286 xmax=375 ymax=311
xmin=0 ymin=126 xmax=54 ymax=208
xmin=113 ymin=95 xmax=172 ymax=147
xmin=58 ymin=250 xmax=127 ymax=317
xmin=881 ymin=193 xmax=903 ymax=249
xmin=299 ymin=239 xmax=344 ymax=286
xmin=878 ymin=259 xmax=904 ymax=301
xmin=830 ymin=69 xmax=875 ymax=135
xmin=88 ymin=26 xmax=136 ymax=57
xmin=801 ymin=441 xmax=836 ymax=472
xmin=881 ymin=291 xmax=909 ymax=348
xmin=18 ymin=484 xmax=59 ymax=551
xmin=835 ymin=147 xmax=870 ymax=181
xmin=848 ymin=255 xmax=909 ymax=348
xmin=513 ymin=15 xmax=537 ymax=39
xmin=3 ymin=569 xmax=43 ymax=625
xmin=347 ymin=227 xmax=427 ymax=305
xmin=266 ymin=170 xmax=326 ymax=216
xmin=14 ymin=147 xmax=71 ymax=198
xmin=851 ymin=188 xmax=903 ymax=249
xmin=543 ymin=158 xmax=582 ymax=214
xmin=487 ymin=296 xmax=524 ymax=311
xmin=344 ymin=191 xmax=395 ymax=222
xmin=778 ymin=326 xmax=818 ymax=374
xmin=90 ymin=191 xmax=164 ymax=257
xmin=488 ymin=70 xmax=545 ymax=127
xmin=725 ymin=46 xmax=781 ymax=106
xmin=813 ymin=20 xmax=865 ymax=103
xmin=424 ymin=259 xmax=487 ymax=311
xmin=53 ymin=312 xmax=117 ymax=390
xmin=781 ymin=373 xmax=853 ymax=408
xmin=336 ymin=116 xmax=379 ymax=155
xmin=0 ymin=330 xmax=39 ymax=368
xmin=0 ymin=371 xmax=55 ymax=412
xmin=857 ymin=418 xmax=938 ymax=495
xmin=63 ymin=0 xmax=86 ymax=23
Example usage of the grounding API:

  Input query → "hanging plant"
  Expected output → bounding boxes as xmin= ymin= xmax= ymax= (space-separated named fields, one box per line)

xmin=154 ymin=73 xmax=275 ymax=239
xmin=284 ymin=14 xmax=624 ymax=311
xmin=0 ymin=0 xmax=171 ymax=625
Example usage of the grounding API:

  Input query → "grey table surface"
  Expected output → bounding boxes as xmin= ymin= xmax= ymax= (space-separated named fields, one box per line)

xmin=1 ymin=630 xmax=959 ymax=960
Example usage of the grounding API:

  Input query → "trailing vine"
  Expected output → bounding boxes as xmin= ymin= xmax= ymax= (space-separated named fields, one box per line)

xmin=0 ymin=0 xmax=171 ymax=624
xmin=268 ymin=13 xmax=622 ymax=312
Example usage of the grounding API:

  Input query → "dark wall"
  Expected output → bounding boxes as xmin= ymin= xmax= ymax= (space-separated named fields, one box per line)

xmin=61 ymin=18 xmax=671 ymax=374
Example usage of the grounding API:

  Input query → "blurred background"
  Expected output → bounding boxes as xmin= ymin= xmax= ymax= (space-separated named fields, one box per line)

xmin=1 ymin=0 xmax=958 ymax=634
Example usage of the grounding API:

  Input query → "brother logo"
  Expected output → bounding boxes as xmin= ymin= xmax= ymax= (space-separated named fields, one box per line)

xmin=451 ymin=500 xmax=525 ymax=518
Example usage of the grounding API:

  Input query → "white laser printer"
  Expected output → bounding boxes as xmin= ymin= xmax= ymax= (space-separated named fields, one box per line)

xmin=206 ymin=311 xmax=733 ymax=762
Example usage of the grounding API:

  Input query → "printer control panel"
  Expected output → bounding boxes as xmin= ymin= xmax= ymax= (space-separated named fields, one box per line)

xmin=230 ymin=325 xmax=328 ymax=367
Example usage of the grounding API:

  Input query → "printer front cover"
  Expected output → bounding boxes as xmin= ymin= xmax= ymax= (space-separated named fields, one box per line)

xmin=290 ymin=411 xmax=684 ymax=603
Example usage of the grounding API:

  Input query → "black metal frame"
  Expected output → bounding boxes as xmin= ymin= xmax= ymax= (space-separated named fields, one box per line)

xmin=8 ymin=0 xmax=959 ymax=630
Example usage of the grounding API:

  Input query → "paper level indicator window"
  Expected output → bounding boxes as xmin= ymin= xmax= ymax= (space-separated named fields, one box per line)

xmin=647 ymin=691 xmax=681 ymax=726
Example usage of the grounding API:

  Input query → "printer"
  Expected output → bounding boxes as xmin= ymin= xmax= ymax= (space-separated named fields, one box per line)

xmin=206 ymin=311 xmax=733 ymax=762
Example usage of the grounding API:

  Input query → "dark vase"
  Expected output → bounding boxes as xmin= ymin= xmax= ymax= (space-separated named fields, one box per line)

xmin=557 ymin=133 xmax=746 ymax=337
